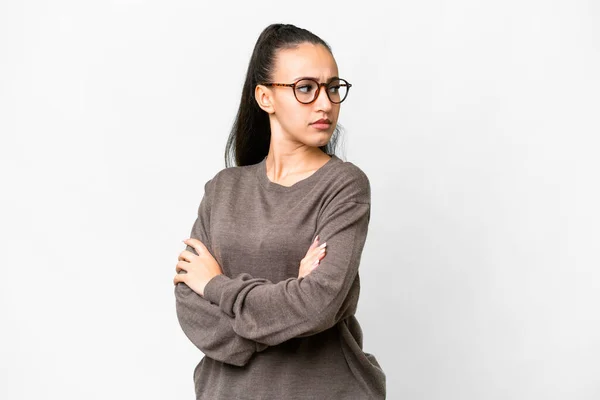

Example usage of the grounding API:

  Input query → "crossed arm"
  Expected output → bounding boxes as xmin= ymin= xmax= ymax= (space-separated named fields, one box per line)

xmin=174 ymin=178 xmax=268 ymax=367
xmin=174 ymin=174 xmax=371 ymax=364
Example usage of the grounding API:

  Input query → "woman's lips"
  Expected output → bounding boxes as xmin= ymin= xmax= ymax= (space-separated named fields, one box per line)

xmin=311 ymin=119 xmax=331 ymax=130
xmin=311 ymin=122 xmax=331 ymax=130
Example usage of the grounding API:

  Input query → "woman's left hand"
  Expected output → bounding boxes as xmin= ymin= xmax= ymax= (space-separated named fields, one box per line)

xmin=173 ymin=238 xmax=223 ymax=297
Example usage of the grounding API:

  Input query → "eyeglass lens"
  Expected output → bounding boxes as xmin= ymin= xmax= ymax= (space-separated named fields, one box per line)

xmin=294 ymin=79 xmax=349 ymax=104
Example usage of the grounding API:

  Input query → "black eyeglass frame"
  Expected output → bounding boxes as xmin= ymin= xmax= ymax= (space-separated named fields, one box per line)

xmin=260 ymin=78 xmax=352 ymax=104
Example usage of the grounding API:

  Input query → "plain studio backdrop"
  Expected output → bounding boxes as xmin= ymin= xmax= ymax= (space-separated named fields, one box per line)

xmin=1 ymin=1 xmax=599 ymax=399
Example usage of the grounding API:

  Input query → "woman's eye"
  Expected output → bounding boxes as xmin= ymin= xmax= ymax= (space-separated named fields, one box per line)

xmin=329 ymin=85 xmax=340 ymax=93
xmin=297 ymin=85 xmax=312 ymax=93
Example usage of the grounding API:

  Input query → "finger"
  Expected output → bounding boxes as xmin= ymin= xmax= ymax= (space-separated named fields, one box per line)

xmin=313 ymin=248 xmax=326 ymax=264
xmin=317 ymin=250 xmax=326 ymax=261
xmin=308 ymin=235 xmax=320 ymax=251
xmin=178 ymin=250 xmax=197 ymax=262
xmin=176 ymin=260 xmax=189 ymax=273
xmin=184 ymin=238 xmax=207 ymax=255
xmin=313 ymin=244 xmax=326 ymax=257
xmin=173 ymin=273 xmax=186 ymax=285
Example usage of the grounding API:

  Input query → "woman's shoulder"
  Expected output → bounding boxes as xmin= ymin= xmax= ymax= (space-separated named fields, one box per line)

xmin=322 ymin=156 xmax=371 ymax=205
xmin=332 ymin=156 xmax=370 ymax=185
xmin=208 ymin=160 xmax=260 ymax=185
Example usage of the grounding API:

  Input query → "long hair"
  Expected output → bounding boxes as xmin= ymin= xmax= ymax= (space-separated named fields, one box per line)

xmin=224 ymin=23 xmax=344 ymax=168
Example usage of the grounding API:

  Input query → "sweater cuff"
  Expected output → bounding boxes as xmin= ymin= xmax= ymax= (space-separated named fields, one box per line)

xmin=204 ymin=273 xmax=230 ymax=305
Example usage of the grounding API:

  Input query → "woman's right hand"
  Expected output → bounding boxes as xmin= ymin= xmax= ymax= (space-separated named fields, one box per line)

xmin=298 ymin=235 xmax=327 ymax=278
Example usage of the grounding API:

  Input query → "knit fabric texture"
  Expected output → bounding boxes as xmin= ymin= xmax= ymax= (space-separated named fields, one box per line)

xmin=174 ymin=154 xmax=386 ymax=399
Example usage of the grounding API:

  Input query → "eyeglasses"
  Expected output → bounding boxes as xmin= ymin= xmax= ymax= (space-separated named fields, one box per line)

xmin=261 ymin=78 xmax=352 ymax=104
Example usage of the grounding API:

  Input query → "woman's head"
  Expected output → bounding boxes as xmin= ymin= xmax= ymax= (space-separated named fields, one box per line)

xmin=225 ymin=24 xmax=348 ymax=167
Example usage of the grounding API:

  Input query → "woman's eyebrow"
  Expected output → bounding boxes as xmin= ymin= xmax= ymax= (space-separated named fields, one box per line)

xmin=292 ymin=76 xmax=340 ymax=83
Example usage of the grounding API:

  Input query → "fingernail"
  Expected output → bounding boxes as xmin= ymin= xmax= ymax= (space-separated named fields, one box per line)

xmin=319 ymin=242 xmax=327 ymax=248
xmin=314 ymin=235 xmax=319 ymax=242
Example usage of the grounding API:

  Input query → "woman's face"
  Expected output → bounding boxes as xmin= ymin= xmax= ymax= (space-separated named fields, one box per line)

xmin=257 ymin=42 xmax=341 ymax=149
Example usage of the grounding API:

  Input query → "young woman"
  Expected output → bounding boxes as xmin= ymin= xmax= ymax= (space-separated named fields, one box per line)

xmin=174 ymin=23 xmax=386 ymax=399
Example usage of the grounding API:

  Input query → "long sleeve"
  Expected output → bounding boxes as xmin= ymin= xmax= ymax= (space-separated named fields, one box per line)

xmin=174 ymin=178 xmax=268 ymax=367
xmin=202 ymin=175 xmax=371 ymax=347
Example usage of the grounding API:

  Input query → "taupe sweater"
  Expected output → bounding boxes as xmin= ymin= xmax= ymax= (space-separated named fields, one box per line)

xmin=174 ymin=154 xmax=386 ymax=399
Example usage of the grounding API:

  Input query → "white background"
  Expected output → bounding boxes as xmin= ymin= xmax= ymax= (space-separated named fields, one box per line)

xmin=1 ymin=1 xmax=599 ymax=399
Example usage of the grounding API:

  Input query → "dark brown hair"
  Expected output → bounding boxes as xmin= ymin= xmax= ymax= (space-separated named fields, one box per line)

xmin=224 ymin=23 xmax=344 ymax=168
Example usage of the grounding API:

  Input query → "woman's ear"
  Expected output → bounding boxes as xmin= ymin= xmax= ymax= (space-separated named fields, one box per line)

xmin=255 ymin=85 xmax=275 ymax=114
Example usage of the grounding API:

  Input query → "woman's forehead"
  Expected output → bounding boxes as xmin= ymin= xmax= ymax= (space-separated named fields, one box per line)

xmin=273 ymin=43 xmax=338 ymax=81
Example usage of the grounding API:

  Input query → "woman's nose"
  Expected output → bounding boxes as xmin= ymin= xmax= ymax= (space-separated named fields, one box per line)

xmin=314 ymin=86 xmax=333 ymax=110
